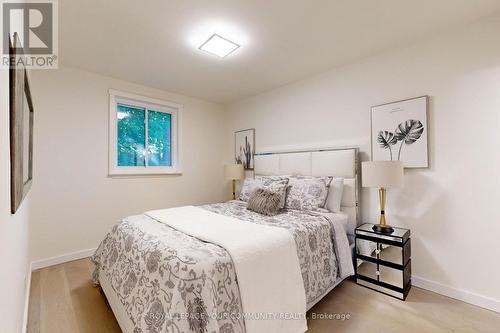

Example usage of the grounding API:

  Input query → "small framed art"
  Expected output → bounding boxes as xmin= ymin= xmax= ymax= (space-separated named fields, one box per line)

xmin=234 ymin=128 xmax=255 ymax=170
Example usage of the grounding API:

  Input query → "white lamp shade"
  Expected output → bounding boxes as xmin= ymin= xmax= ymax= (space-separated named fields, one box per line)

xmin=362 ymin=161 xmax=404 ymax=188
xmin=224 ymin=164 xmax=244 ymax=181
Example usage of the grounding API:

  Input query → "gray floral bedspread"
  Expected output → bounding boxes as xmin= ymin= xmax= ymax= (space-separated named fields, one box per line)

xmin=92 ymin=200 xmax=353 ymax=333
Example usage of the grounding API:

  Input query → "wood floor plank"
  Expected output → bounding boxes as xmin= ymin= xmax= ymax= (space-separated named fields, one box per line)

xmin=39 ymin=264 xmax=81 ymax=333
xmin=28 ymin=258 xmax=500 ymax=333
xmin=63 ymin=259 xmax=121 ymax=333
xmin=27 ymin=270 xmax=40 ymax=333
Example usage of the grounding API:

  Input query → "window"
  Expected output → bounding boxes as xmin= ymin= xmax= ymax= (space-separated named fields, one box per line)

xmin=109 ymin=90 xmax=182 ymax=175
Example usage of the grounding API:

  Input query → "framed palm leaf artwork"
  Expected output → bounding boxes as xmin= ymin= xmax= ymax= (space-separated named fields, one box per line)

xmin=371 ymin=96 xmax=429 ymax=168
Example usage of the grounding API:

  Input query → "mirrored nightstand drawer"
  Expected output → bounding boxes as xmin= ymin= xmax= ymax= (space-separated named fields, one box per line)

xmin=379 ymin=264 xmax=403 ymax=288
xmin=356 ymin=236 xmax=410 ymax=268
xmin=356 ymin=259 xmax=409 ymax=289
xmin=380 ymin=241 xmax=410 ymax=267
xmin=356 ymin=259 xmax=378 ymax=280
xmin=357 ymin=279 xmax=411 ymax=300
xmin=356 ymin=238 xmax=378 ymax=260
xmin=356 ymin=259 xmax=411 ymax=300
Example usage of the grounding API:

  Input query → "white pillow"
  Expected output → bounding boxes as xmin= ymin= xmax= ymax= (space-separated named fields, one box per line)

xmin=326 ymin=178 xmax=344 ymax=212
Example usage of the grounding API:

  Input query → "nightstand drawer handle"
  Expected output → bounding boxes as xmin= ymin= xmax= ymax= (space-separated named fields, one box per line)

xmin=375 ymin=271 xmax=380 ymax=276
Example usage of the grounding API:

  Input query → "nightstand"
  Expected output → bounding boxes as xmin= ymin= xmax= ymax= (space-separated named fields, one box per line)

xmin=355 ymin=223 xmax=411 ymax=300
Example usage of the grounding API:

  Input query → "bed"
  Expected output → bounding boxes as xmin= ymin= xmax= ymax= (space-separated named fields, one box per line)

xmin=92 ymin=148 xmax=359 ymax=333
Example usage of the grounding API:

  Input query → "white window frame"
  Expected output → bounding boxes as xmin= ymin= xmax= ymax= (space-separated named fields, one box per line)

xmin=108 ymin=89 xmax=182 ymax=176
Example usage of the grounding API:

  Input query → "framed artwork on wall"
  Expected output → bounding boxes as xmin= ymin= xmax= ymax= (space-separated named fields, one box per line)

xmin=371 ymin=96 xmax=429 ymax=168
xmin=10 ymin=33 xmax=34 ymax=214
xmin=235 ymin=128 xmax=255 ymax=170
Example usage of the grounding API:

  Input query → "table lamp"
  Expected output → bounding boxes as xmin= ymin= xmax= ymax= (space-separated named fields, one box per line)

xmin=362 ymin=160 xmax=404 ymax=234
xmin=225 ymin=164 xmax=244 ymax=200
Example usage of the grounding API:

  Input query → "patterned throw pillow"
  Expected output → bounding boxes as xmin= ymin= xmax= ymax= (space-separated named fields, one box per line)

xmin=239 ymin=177 xmax=289 ymax=208
xmin=247 ymin=188 xmax=282 ymax=216
xmin=285 ymin=176 xmax=333 ymax=211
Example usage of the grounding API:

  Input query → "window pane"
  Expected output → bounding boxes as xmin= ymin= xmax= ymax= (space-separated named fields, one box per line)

xmin=147 ymin=110 xmax=172 ymax=166
xmin=117 ymin=104 xmax=145 ymax=166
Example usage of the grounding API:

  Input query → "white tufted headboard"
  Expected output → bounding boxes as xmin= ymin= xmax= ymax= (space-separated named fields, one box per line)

xmin=254 ymin=148 xmax=359 ymax=235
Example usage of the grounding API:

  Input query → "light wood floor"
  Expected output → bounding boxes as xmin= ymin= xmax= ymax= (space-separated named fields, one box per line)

xmin=28 ymin=258 xmax=500 ymax=333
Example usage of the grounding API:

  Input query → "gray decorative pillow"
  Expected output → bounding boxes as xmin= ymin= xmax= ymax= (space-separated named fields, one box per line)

xmin=239 ymin=177 xmax=289 ymax=208
xmin=289 ymin=175 xmax=333 ymax=207
xmin=247 ymin=188 xmax=282 ymax=216
xmin=285 ymin=176 xmax=332 ymax=211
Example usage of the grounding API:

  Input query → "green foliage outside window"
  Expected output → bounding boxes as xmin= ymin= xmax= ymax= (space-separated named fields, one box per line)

xmin=117 ymin=104 xmax=172 ymax=167
xmin=147 ymin=110 xmax=171 ymax=166
xmin=117 ymin=104 xmax=145 ymax=166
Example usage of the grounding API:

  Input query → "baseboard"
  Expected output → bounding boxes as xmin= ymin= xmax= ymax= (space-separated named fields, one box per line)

xmin=22 ymin=262 xmax=32 ymax=333
xmin=412 ymin=275 xmax=500 ymax=313
xmin=31 ymin=247 xmax=97 ymax=271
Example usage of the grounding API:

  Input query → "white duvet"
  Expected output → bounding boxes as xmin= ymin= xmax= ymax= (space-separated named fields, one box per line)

xmin=146 ymin=206 xmax=308 ymax=333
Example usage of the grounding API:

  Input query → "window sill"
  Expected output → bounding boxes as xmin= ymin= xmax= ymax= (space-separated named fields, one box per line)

xmin=108 ymin=167 xmax=183 ymax=178
xmin=108 ymin=172 xmax=183 ymax=179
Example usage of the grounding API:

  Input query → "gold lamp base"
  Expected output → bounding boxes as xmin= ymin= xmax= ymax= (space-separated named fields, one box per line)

xmin=372 ymin=187 xmax=395 ymax=234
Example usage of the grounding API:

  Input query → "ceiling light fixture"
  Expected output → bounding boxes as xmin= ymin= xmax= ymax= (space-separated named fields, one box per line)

xmin=198 ymin=34 xmax=240 ymax=58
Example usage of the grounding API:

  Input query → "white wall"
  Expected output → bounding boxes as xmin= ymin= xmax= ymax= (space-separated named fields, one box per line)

xmin=0 ymin=70 xmax=31 ymax=331
xmin=225 ymin=15 xmax=500 ymax=307
xmin=1 ymin=16 xmax=32 ymax=332
xmin=28 ymin=67 xmax=227 ymax=262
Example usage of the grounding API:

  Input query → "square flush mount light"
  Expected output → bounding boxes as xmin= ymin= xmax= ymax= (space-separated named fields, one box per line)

xmin=199 ymin=34 xmax=240 ymax=58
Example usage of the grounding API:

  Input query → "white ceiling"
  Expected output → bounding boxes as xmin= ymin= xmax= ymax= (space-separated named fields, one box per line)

xmin=59 ymin=0 xmax=500 ymax=103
